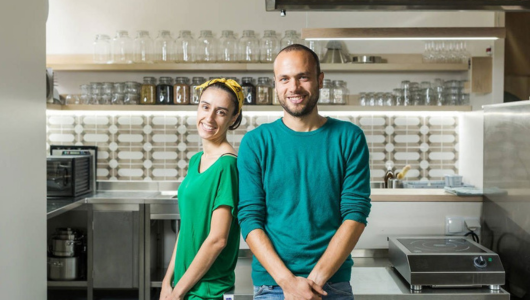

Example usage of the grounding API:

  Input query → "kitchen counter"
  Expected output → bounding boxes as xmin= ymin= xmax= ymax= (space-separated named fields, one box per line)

xmin=226 ymin=258 xmax=509 ymax=300
xmin=371 ymin=189 xmax=483 ymax=202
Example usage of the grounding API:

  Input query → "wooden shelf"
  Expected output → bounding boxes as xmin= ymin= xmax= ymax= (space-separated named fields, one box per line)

xmin=47 ymin=55 xmax=467 ymax=72
xmin=46 ymin=104 xmax=472 ymax=112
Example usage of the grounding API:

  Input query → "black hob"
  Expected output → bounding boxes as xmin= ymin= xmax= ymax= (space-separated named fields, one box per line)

xmin=398 ymin=238 xmax=487 ymax=254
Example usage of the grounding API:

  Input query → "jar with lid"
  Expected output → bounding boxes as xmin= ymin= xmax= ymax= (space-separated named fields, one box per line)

xmin=421 ymin=81 xmax=435 ymax=106
xmin=384 ymin=93 xmax=394 ymax=106
xmin=367 ymin=92 xmax=376 ymax=106
xmin=175 ymin=30 xmax=194 ymax=63
xmin=174 ymin=77 xmax=190 ymax=105
xmin=93 ymin=34 xmax=112 ymax=64
xmin=112 ymin=83 xmax=125 ymax=105
xmin=319 ymin=79 xmax=333 ymax=104
xmin=392 ymin=89 xmax=403 ymax=106
xmin=80 ymin=84 xmax=90 ymax=104
xmin=190 ymin=77 xmax=207 ymax=104
xmin=154 ymin=30 xmax=174 ymax=63
xmin=133 ymin=30 xmax=154 ymax=64
xmin=256 ymin=77 xmax=273 ymax=105
xmin=401 ymin=80 xmax=411 ymax=106
xmin=375 ymin=92 xmax=384 ymax=106
xmin=305 ymin=40 xmax=324 ymax=61
xmin=239 ymin=30 xmax=260 ymax=63
xmin=332 ymin=80 xmax=346 ymax=105
xmin=156 ymin=77 xmax=174 ymax=105
xmin=260 ymin=30 xmax=280 ymax=62
xmin=90 ymin=82 xmax=102 ymax=105
xmin=218 ymin=30 xmax=238 ymax=62
xmin=195 ymin=30 xmax=217 ymax=62
xmin=226 ymin=77 xmax=239 ymax=84
xmin=410 ymin=82 xmax=422 ymax=106
xmin=241 ymin=77 xmax=256 ymax=105
xmin=272 ymin=81 xmax=280 ymax=105
xmin=359 ymin=92 xmax=367 ymax=106
xmin=111 ymin=31 xmax=133 ymax=64
xmin=280 ymin=30 xmax=300 ymax=49
xmin=100 ymin=82 xmax=113 ymax=105
xmin=140 ymin=77 xmax=156 ymax=105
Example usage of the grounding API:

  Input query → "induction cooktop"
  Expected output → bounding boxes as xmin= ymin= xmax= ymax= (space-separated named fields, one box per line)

xmin=388 ymin=236 xmax=505 ymax=291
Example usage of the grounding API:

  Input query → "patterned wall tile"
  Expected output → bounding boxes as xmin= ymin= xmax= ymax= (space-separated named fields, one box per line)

xmin=46 ymin=112 xmax=460 ymax=183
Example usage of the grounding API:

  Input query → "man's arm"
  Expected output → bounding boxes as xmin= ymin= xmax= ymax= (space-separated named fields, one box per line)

xmin=309 ymin=128 xmax=371 ymax=286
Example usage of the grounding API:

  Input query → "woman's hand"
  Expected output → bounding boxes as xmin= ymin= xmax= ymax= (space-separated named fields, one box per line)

xmin=159 ymin=281 xmax=173 ymax=300
xmin=169 ymin=288 xmax=185 ymax=300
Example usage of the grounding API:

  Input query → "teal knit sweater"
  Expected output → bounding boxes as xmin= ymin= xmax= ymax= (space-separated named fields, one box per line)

xmin=237 ymin=117 xmax=372 ymax=286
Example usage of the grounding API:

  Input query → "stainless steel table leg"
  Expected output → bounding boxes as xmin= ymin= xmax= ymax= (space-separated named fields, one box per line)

xmin=490 ymin=285 xmax=501 ymax=290
xmin=410 ymin=284 xmax=422 ymax=291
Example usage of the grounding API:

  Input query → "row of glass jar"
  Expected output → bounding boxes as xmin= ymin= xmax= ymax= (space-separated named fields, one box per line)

xmin=359 ymin=79 xmax=470 ymax=106
xmin=94 ymin=29 xmax=322 ymax=64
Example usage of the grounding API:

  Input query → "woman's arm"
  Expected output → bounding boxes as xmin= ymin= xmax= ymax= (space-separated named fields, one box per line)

xmin=160 ymin=233 xmax=179 ymax=300
xmin=170 ymin=206 xmax=233 ymax=299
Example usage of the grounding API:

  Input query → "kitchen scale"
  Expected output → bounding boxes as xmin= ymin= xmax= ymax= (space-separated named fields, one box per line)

xmin=388 ymin=236 xmax=505 ymax=291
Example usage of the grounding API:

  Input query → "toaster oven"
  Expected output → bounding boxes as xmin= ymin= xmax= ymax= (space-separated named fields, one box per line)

xmin=47 ymin=155 xmax=93 ymax=197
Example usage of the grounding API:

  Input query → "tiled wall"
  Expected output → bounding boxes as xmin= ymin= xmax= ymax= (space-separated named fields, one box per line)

xmin=46 ymin=112 xmax=459 ymax=182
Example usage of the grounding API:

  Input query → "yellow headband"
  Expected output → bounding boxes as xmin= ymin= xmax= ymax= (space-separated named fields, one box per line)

xmin=196 ymin=78 xmax=244 ymax=113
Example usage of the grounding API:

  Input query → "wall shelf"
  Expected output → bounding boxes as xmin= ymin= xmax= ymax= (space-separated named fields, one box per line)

xmin=46 ymin=104 xmax=472 ymax=112
xmin=47 ymin=55 xmax=467 ymax=72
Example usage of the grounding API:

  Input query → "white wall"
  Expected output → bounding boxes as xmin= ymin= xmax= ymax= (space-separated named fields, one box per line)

xmin=0 ymin=0 xmax=47 ymax=299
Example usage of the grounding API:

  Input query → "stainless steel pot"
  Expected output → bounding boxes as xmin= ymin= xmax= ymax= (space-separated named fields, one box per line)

xmin=51 ymin=239 xmax=75 ymax=257
xmin=48 ymin=257 xmax=78 ymax=281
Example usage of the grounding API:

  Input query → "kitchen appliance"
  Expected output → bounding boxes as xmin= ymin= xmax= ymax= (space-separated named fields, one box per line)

xmin=50 ymin=145 xmax=97 ymax=194
xmin=48 ymin=257 xmax=79 ymax=281
xmin=389 ymin=236 xmax=505 ymax=291
xmin=47 ymin=155 xmax=93 ymax=197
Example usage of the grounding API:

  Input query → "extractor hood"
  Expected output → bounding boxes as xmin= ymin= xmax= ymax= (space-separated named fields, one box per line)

xmin=265 ymin=0 xmax=530 ymax=12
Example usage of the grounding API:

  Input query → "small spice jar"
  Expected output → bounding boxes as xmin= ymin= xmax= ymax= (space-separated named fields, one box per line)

xmin=173 ymin=77 xmax=190 ymax=105
xmin=241 ymin=77 xmax=256 ymax=105
xmin=190 ymin=77 xmax=206 ymax=104
xmin=272 ymin=81 xmax=280 ymax=105
xmin=256 ymin=77 xmax=272 ymax=105
xmin=319 ymin=79 xmax=332 ymax=104
xmin=157 ymin=77 xmax=174 ymax=105
xmin=140 ymin=77 xmax=156 ymax=105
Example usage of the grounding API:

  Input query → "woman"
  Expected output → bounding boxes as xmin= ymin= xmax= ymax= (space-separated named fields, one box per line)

xmin=160 ymin=78 xmax=244 ymax=300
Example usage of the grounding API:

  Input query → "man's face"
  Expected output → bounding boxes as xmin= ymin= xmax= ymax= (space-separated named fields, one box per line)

xmin=273 ymin=50 xmax=324 ymax=117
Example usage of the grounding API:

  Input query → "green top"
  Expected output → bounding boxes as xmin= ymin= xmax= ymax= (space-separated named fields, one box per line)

xmin=238 ymin=117 xmax=371 ymax=286
xmin=174 ymin=152 xmax=240 ymax=300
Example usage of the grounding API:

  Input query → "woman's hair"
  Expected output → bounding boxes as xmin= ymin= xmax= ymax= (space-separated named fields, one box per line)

xmin=200 ymin=82 xmax=242 ymax=130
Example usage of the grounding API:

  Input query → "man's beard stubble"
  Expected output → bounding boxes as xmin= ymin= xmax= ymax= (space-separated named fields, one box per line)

xmin=277 ymin=89 xmax=320 ymax=117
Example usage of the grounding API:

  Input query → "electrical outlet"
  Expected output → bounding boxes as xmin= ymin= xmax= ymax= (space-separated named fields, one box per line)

xmin=445 ymin=216 xmax=480 ymax=236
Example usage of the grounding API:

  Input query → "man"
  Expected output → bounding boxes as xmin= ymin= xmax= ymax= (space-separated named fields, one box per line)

xmin=238 ymin=44 xmax=371 ymax=300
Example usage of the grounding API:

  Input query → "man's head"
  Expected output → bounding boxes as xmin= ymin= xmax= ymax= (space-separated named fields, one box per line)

xmin=273 ymin=44 xmax=324 ymax=117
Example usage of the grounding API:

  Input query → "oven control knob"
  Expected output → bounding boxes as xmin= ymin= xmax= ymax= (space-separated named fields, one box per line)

xmin=474 ymin=256 xmax=487 ymax=268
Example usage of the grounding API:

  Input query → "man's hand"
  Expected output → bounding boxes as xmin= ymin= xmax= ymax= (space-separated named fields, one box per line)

xmin=280 ymin=276 xmax=327 ymax=300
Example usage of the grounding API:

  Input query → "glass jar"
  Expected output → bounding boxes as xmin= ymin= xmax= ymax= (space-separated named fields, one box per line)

xmin=421 ymin=81 xmax=435 ymax=106
xmin=241 ymin=77 xmax=256 ymax=105
xmin=359 ymin=92 xmax=367 ymax=106
xmin=272 ymin=81 xmax=280 ymax=105
xmin=367 ymin=92 xmax=376 ymax=106
xmin=256 ymin=77 xmax=273 ymax=105
xmin=226 ymin=77 xmax=239 ymax=84
xmin=280 ymin=30 xmax=300 ymax=49
xmin=140 ymin=77 xmax=156 ymax=105
xmin=260 ymin=30 xmax=279 ymax=62
xmin=100 ymin=82 xmax=113 ymax=105
xmin=112 ymin=83 xmax=125 ymax=105
xmin=319 ymin=79 xmax=333 ymax=104
xmin=384 ymin=92 xmax=394 ymax=106
xmin=93 ymin=34 xmax=112 ymax=64
xmin=90 ymin=82 xmax=102 ymax=105
xmin=305 ymin=40 xmax=324 ymax=61
xmin=154 ymin=30 xmax=174 ymax=63
xmin=401 ymin=80 xmax=411 ymax=106
xmin=239 ymin=30 xmax=260 ymax=63
xmin=133 ymin=30 xmax=154 ymax=64
xmin=156 ymin=77 xmax=174 ymax=104
xmin=195 ymin=30 xmax=217 ymax=62
xmin=392 ymin=89 xmax=403 ymax=106
xmin=174 ymin=77 xmax=190 ymax=105
xmin=190 ymin=77 xmax=207 ymax=104
xmin=332 ymin=80 xmax=346 ymax=105
xmin=111 ymin=31 xmax=133 ymax=64
xmin=175 ymin=30 xmax=194 ymax=63
xmin=218 ymin=30 xmax=238 ymax=62
xmin=375 ymin=92 xmax=384 ymax=106
xmin=80 ymin=84 xmax=90 ymax=104
xmin=124 ymin=93 xmax=139 ymax=105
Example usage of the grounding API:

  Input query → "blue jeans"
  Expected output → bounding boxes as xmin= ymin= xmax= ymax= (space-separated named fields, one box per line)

xmin=253 ymin=282 xmax=354 ymax=300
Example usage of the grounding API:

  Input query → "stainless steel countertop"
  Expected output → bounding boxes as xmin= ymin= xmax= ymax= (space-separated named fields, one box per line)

xmin=227 ymin=258 xmax=509 ymax=300
xmin=47 ymin=191 xmax=179 ymax=219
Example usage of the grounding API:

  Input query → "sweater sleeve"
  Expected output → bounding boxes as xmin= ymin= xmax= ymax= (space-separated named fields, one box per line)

xmin=237 ymin=133 xmax=266 ymax=240
xmin=341 ymin=129 xmax=372 ymax=225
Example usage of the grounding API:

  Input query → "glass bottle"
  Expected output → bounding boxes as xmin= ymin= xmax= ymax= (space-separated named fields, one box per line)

xmin=195 ymin=30 xmax=217 ymax=62
xmin=392 ymin=89 xmax=403 ymax=106
xmin=112 ymin=83 xmax=125 ymax=105
xmin=359 ymin=92 xmax=367 ymax=106
xmin=133 ymin=30 xmax=154 ymax=64
xmin=239 ymin=30 xmax=260 ymax=63
xmin=174 ymin=77 xmax=190 ymax=105
xmin=93 ymin=34 xmax=112 ymax=64
xmin=280 ymin=30 xmax=300 ymax=49
xmin=319 ymin=79 xmax=333 ymax=104
xmin=332 ymin=80 xmax=346 ymax=105
xmin=175 ymin=30 xmax=194 ymax=63
xmin=256 ymin=77 xmax=273 ymax=105
xmin=156 ymin=77 xmax=174 ymax=105
xmin=260 ymin=30 xmax=280 ymax=62
xmin=112 ymin=31 xmax=133 ymax=64
xmin=140 ymin=77 xmax=156 ymax=105
xmin=154 ymin=30 xmax=174 ymax=63
xmin=241 ymin=77 xmax=256 ymax=105
xmin=218 ymin=30 xmax=238 ymax=62
xmin=190 ymin=77 xmax=207 ymax=104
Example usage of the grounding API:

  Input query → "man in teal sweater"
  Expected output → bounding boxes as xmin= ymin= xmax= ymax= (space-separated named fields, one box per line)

xmin=238 ymin=44 xmax=371 ymax=300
